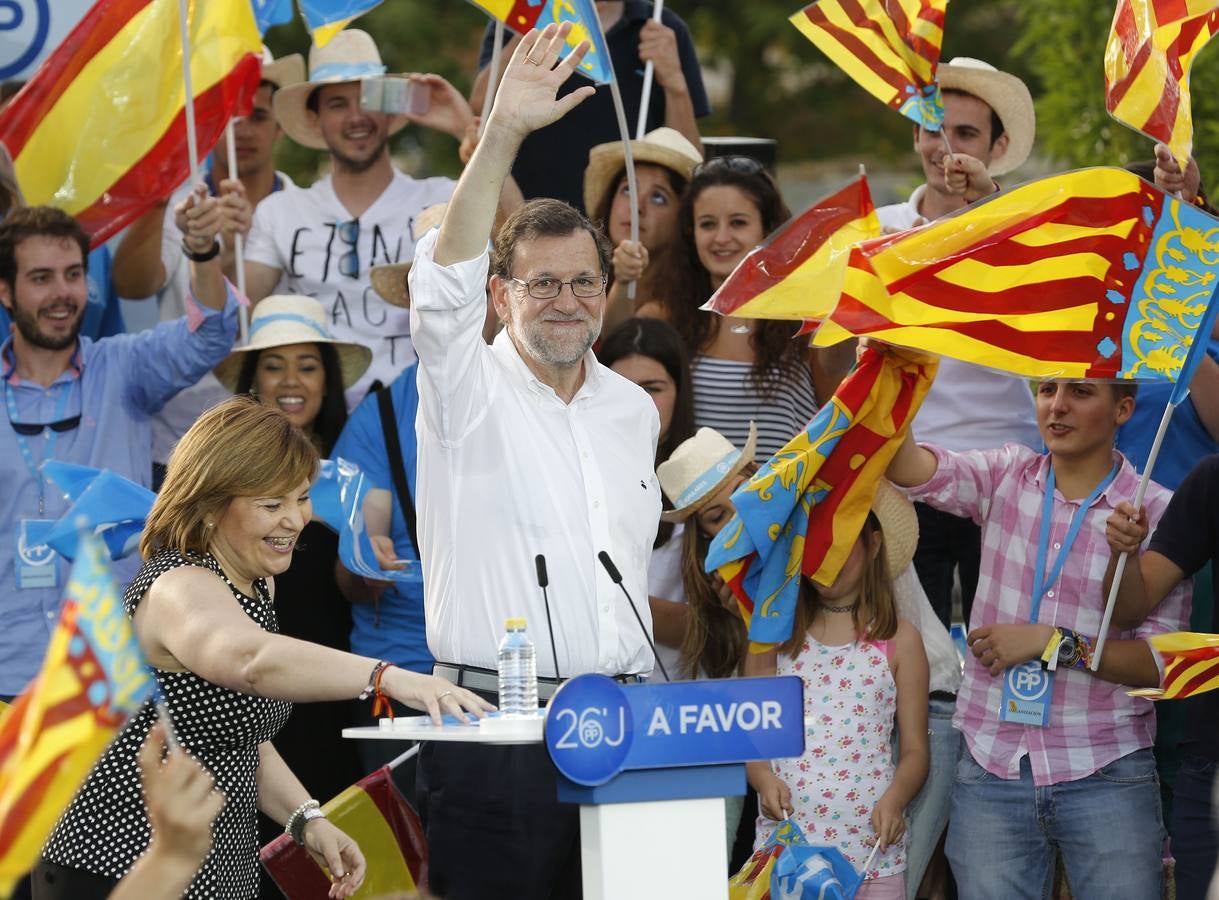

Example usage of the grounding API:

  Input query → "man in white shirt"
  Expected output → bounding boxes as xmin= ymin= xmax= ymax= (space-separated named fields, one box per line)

xmin=243 ymin=29 xmax=493 ymax=408
xmin=407 ymin=24 xmax=661 ymax=898
xmin=876 ymin=58 xmax=1041 ymax=636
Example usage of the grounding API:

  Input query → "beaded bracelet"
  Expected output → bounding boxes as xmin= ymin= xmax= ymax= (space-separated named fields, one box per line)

xmin=285 ymin=798 xmax=320 ymax=846
xmin=358 ymin=659 xmax=396 ymax=721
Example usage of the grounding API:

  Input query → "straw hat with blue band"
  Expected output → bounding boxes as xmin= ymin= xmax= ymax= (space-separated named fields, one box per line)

xmin=272 ymin=30 xmax=409 ymax=151
xmin=213 ymin=295 xmax=373 ymax=392
xmin=657 ymin=424 xmax=758 ymax=524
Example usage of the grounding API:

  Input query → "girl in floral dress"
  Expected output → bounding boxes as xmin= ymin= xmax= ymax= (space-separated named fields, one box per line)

xmin=747 ymin=482 xmax=930 ymax=899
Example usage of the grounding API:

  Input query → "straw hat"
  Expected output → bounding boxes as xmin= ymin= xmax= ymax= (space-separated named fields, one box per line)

xmin=938 ymin=57 xmax=1035 ymax=176
xmin=870 ymin=480 xmax=918 ymax=577
xmin=260 ymin=46 xmax=306 ymax=92
xmin=369 ymin=203 xmax=449 ymax=308
xmin=658 ymin=424 xmax=758 ymax=523
xmin=273 ymin=30 xmax=408 ymax=150
xmin=583 ymin=127 xmax=704 ymax=217
xmin=213 ymin=295 xmax=372 ymax=391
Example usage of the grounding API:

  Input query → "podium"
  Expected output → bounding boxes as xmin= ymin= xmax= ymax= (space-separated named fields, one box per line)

xmin=345 ymin=674 xmax=804 ymax=900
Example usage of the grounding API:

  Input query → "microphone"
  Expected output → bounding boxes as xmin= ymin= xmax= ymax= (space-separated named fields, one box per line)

xmin=536 ymin=554 xmax=561 ymax=682
xmin=597 ymin=550 xmax=670 ymax=682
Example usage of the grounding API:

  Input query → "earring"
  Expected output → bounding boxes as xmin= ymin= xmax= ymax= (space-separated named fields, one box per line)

xmin=248 ymin=386 xmax=259 ymax=399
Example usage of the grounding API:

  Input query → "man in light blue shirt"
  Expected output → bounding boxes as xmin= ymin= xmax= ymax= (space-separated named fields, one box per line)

xmin=0 ymin=202 xmax=239 ymax=699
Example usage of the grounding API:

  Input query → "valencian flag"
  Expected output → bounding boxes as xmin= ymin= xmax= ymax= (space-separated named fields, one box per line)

xmin=261 ymin=765 xmax=427 ymax=896
xmin=0 ymin=532 xmax=154 ymax=896
xmin=790 ymin=0 xmax=949 ymax=130
xmin=703 ymin=175 xmax=881 ymax=323
xmin=467 ymin=0 xmax=616 ymax=83
xmin=1105 ymin=0 xmax=1219 ymax=165
xmin=300 ymin=0 xmax=384 ymax=46
xmin=0 ymin=0 xmax=262 ymax=247
xmin=813 ymin=167 xmax=1219 ymax=383
xmin=1128 ymin=632 xmax=1219 ymax=700
xmin=706 ymin=347 xmax=937 ymax=649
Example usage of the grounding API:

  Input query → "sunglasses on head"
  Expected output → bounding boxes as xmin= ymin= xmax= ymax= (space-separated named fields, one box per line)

xmin=10 ymin=414 xmax=81 ymax=436
xmin=693 ymin=155 xmax=767 ymax=178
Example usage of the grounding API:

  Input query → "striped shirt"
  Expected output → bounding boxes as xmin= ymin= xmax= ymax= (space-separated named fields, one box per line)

xmin=906 ymin=443 xmax=1190 ymax=786
xmin=691 ymin=355 xmax=818 ymax=458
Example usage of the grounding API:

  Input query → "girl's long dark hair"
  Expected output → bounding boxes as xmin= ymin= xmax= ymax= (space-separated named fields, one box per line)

xmin=598 ymin=317 xmax=696 ymax=548
xmin=657 ymin=161 xmax=805 ymax=397
xmin=235 ymin=343 xmax=348 ymax=457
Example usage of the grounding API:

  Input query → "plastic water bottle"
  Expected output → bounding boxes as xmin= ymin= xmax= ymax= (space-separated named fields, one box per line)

xmin=497 ymin=617 xmax=538 ymax=717
xmin=949 ymin=623 xmax=968 ymax=670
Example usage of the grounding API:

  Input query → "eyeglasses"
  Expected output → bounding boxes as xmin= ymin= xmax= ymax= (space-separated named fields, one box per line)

xmin=693 ymin=155 xmax=767 ymax=178
xmin=337 ymin=219 xmax=359 ymax=279
xmin=508 ymin=275 xmax=607 ymax=301
xmin=10 ymin=414 xmax=81 ymax=436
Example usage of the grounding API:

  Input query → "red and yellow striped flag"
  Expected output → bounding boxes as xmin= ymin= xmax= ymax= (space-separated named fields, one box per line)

xmin=1129 ymin=632 xmax=1219 ymax=699
xmin=0 ymin=0 xmax=262 ymax=246
xmin=0 ymin=533 xmax=153 ymax=896
xmin=1105 ymin=0 xmax=1219 ymax=164
xmin=791 ymin=0 xmax=948 ymax=129
xmin=813 ymin=167 xmax=1219 ymax=383
xmin=702 ymin=175 xmax=880 ymax=323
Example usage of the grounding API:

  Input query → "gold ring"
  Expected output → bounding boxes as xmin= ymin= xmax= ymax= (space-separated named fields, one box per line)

xmin=438 ymin=690 xmax=454 ymax=700
xmin=523 ymin=56 xmax=543 ymax=66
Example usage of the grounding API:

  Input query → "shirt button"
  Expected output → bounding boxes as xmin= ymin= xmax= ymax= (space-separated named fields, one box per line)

xmin=602 ymin=604 xmax=610 ymax=613
xmin=593 ymin=500 xmax=600 ymax=508
xmin=46 ymin=611 xmax=55 ymax=619
xmin=1053 ymin=542 xmax=1061 ymax=550
xmin=1047 ymin=590 xmax=1055 ymax=598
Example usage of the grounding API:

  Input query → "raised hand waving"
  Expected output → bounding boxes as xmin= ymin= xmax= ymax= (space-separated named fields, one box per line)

xmin=488 ymin=22 xmax=597 ymax=139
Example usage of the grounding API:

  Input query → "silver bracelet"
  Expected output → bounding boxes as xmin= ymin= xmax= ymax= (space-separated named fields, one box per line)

xmin=285 ymin=798 xmax=321 ymax=846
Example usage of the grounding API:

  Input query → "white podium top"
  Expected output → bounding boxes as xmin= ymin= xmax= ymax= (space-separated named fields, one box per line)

xmin=342 ymin=712 xmax=544 ymax=745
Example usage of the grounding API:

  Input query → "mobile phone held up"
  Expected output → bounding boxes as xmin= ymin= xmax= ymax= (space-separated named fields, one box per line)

xmin=360 ymin=76 xmax=430 ymax=116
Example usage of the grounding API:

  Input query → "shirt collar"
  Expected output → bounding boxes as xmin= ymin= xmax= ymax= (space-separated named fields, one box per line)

xmin=1 ymin=336 xmax=83 ymax=384
xmin=491 ymin=329 xmax=604 ymax=402
xmin=909 ymin=183 xmax=928 ymax=218
xmin=1028 ymin=449 xmax=1134 ymax=509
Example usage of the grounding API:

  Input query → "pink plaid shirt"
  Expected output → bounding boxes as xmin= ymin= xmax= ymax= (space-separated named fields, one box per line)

xmin=907 ymin=444 xmax=1190 ymax=786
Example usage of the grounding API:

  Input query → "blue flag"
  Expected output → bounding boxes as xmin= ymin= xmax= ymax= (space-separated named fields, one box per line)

xmin=768 ymin=819 xmax=867 ymax=900
xmin=41 ymin=463 xmax=155 ymax=562
xmin=299 ymin=0 xmax=383 ymax=45
xmin=251 ymin=0 xmax=294 ymax=32
xmin=1170 ymin=281 xmax=1219 ymax=406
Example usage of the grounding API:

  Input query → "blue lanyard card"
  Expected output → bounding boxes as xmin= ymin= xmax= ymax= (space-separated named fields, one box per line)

xmin=16 ymin=518 xmax=59 ymax=590
xmin=999 ymin=660 xmax=1053 ymax=727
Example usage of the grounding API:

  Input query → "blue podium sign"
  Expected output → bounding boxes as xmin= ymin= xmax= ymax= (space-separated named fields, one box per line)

xmin=544 ymin=675 xmax=804 ymax=787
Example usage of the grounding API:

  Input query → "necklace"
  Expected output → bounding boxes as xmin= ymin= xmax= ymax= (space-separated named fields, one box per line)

xmin=821 ymin=602 xmax=857 ymax=614
xmin=729 ymin=322 xmax=752 ymax=335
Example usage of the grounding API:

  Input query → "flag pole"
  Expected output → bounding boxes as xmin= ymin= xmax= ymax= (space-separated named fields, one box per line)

xmin=634 ymin=0 xmax=665 ymax=139
xmin=225 ymin=121 xmax=250 ymax=345
xmin=478 ymin=19 xmax=506 ymax=139
xmin=604 ymin=16 xmax=639 ymax=302
xmin=1092 ymin=402 xmax=1175 ymax=670
xmin=176 ymin=0 xmax=202 ymax=188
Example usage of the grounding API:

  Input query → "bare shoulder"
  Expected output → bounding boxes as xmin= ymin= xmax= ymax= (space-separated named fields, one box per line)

xmin=635 ymin=300 xmax=669 ymax=321
xmin=144 ymin=563 xmax=231 ymax=613
xmin=891 ymin=618 xmax=928 ymax=671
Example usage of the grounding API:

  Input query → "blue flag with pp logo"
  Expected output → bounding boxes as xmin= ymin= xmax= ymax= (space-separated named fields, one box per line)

xmin=729 ymin=818 xmax=868 ymax=900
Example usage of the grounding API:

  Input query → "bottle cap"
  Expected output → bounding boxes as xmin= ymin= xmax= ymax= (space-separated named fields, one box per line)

xmin=505 ymin=616 xmax=527 ymax=630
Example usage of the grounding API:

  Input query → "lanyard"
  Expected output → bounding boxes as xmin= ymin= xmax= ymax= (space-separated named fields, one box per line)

xmin=1029 ymin=461 xmax=1119 ymax=624
xmin=5 ymin=379 xmax=71 ymax=515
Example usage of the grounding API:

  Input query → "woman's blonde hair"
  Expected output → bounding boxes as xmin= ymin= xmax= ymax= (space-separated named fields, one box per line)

xmin=780 ymin=512 xmax=897 ymax=658
xmin=140 ymin=396 xmax=319 ymax=559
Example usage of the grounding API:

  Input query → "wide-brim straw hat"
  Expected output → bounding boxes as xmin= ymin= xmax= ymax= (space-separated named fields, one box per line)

xmin=871 ymin=480 xmax=918 ymax=577
xmin=658 ymin=423 xmax=757 ymax=523
xmin=273 ymin=30 xmax=408 ymax=150
xmin=369 ymin=203 xmax=449 ymax=308
xmin=260 ymin=46 xmax=306 ymax=91
xmin=213 ymin=294 xmax=372 ymax=392
xmin=938 ymin=57 xmax=1035 ymax=177
xmin=583 ymin=127 xmax=704 ymax=218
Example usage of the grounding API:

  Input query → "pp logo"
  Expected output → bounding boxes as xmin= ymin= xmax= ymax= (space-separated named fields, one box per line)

xmin=1006 ymin=661 xmax=1050 ymax=702
xmin=545 ymin=674 xmax=634 ymax=785
xmin=0 ymin=1 xmax=50 ymax=81
xmin=17 ymin=531 xmax=53 ymax=567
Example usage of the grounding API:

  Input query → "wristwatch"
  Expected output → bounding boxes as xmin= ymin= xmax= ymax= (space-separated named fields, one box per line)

xmin=1055 ymin=631 xmax=1081 ymax=669
xmin=291 ymin=805 xmax=327 ymax=846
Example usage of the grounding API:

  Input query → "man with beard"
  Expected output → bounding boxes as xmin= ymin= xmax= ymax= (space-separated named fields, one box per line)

xmin=408 ymin=24 xmax=660 ymax=898
xmin=0 ymin=201 xmax=239 ymax=704
xmin=244 ymin=30 xmax=510 ymax=408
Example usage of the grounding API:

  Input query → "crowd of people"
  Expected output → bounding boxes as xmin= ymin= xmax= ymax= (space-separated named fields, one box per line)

xmin=3 ymin=5 xmax=1219 ymax=900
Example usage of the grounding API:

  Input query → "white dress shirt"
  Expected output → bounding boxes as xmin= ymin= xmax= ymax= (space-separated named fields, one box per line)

xmin=409 ymin=228 xmax=661 ymax=676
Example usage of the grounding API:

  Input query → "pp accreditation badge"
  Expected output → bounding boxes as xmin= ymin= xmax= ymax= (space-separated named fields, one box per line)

xmin=16 ymin=518 xmax=59 ymax=589
xmin=999 ymin=660 xmax=1052 ymax=727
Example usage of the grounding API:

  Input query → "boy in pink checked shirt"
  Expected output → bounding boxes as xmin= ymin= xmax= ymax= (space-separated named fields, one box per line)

xmin=885 ymin=372 xmax=1190 ymax=900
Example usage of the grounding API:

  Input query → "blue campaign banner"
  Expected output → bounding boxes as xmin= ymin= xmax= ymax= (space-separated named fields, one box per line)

xmin=545 ymin=675 xmax=805 ymax=787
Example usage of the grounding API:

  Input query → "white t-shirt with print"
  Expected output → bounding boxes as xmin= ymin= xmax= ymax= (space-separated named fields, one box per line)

xmin=245 ymin=169 xmax=456 ymax=408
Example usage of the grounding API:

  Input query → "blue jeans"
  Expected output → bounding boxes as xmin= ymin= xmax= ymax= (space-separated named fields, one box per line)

xmin=947 ymin=748 xmax=1165 ymax=900
xmin=903 ymin=696 xmax=960 ymax=900
xmin=1170 ymin=755 xmax=1218 ymax=900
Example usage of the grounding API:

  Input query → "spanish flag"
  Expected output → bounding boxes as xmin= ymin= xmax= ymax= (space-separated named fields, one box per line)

xmin=261 ymin=765 xmax=427 ymax=896
xmin=706 ymin=346 xmax=937 ymax=649
xmin=1129 ymin=632 xmax=1219 ymax=700
xmin=814 ymin=167 xmax=1219 ymax=384
xmin=0 ymin=0 xmax=262 ymax=246
xmin=1105 ymin=0 xmax=1219 ymax=165
xmin=0 ymin=533 xmax=154 ymax=896
xmin=791 ymin=0 xmax=949 ymax=129
xmin=702 ymin=175 xmax=881 ymax=323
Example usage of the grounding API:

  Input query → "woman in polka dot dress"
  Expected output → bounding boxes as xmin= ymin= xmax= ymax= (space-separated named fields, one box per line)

xmin=36 ymin=399 xmax=490 ymax=899
xmin=746 ymin=482 xmax=930 ymax=900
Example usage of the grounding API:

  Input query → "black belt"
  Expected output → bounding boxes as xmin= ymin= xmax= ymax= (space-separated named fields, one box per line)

xmin=929 ymin=691 xmax=957 ymax=703
xmin=434 ymin=663 xmax=643 ymax=702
